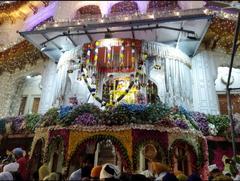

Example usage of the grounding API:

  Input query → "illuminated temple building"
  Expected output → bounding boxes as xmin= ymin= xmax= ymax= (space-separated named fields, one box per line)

xmin=0 ymin=1 xmax=240 ymax=180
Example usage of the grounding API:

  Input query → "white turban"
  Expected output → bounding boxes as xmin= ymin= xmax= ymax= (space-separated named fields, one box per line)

xmin=3 ymin=162 xmax=19 ymax=173
xmin=0 ymin=172 xmax=13 ymax=181
xmin=100 ymin=163 xmax=120 ymax=179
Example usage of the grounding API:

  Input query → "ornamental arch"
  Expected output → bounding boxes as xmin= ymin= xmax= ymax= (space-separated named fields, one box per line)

xmin=45 ymin=136 xmax=65 ymax=173
xmin=168 ymin=139 xmax=198 ymax=176
xmin=29 ymin=138 xmax=45 ymax=180
xmin=133 ymin=140 xmax=166 ymax=171
xmin=67 ymin=134 xmax=132 ymax=176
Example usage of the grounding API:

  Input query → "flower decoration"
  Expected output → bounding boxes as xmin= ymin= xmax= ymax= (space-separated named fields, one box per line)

xmin=145 ymin=101 xmax=171 ymax=123
xmin=110 ymin=1 xmax=139 ymax=15
xmin=24 ymin=113 xmax=41 ymax=131
xmin=4 ymin=116 xmax=25 ymax=133
xmin=174 ymin=119 xmax=189 ymax=129
xmin=208 ymin=123 xmax=218 ymax=136
xmin=207 ymin=115 xmax=229 ymax=136
xmin=74 ymin=5 xmax=102 ymax=19
xmin=61 ymin=103 xmax=101 ymax=126
xmin=191 ymin=112 xmax=209 ymax=135
xmin=40 ymin=107 xmax=60 ymax=127
xmin=202 ymin=17 xmax=240 ymax=55
xmin=147 ymin=1 xmax=180 ymax=13
xmin=73 ymin=113 xmax=97 ymax=126
xmin=0 ymin=40 xmax=43 ymax=75
xmin=59 ymin=105 xmax=73 ymax=119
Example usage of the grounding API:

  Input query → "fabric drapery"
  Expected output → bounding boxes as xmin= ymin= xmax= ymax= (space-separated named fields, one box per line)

xmin=143 ymin=41 xmax=192 ymax=110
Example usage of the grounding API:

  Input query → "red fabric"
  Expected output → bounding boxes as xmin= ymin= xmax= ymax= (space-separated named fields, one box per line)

xmin=83 ymin=39 xmax=142 ymax=73
xmin=17 ymin=156 xmax=29 ymax=181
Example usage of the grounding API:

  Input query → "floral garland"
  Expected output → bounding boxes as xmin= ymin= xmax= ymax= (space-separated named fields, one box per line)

xmin=82 ymin=73 xmax=135 ymax=107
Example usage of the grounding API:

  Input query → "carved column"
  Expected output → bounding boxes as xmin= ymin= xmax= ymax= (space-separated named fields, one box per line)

xmin=192 ymin=51 xmax=219 ymax=114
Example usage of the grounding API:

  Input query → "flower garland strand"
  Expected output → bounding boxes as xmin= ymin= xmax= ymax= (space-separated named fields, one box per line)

xmin=82 ymin=73 xmax=135 ymax=107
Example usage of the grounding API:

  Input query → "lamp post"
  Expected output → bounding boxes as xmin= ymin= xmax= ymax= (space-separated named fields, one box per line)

xmin=226 ymin=11 xmax=240 ymax=163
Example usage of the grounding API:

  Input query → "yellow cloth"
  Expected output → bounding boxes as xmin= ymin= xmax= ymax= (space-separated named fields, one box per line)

xmin=43 ymin=172 xmax=58 ymax=181
xmin=213 ymin=174 xmax=233 ymax=181
xmin=151 ymin=162 xmax=169 ymax=175
xmin=222 ymin=155 xmax=231 ymax=174
xmin=91 ymin=165 xmax=102 ymax=178
xmin=39 ymin=164 xmax=50 ymax=181
xmin=174 ymin=170 xmax=183 ymax=176
xmin=177 ymin=173 xmax=188 ymax=181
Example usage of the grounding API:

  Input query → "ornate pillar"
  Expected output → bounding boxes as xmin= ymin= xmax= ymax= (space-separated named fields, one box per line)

xmin=192 ymin=51 xmax=219 ymax=114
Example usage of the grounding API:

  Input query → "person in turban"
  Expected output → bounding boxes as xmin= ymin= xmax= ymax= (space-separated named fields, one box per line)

xmin=99 ymin=163 xmax=120 ymax=181
xmin=38 ymin=163 xmax=50 ymax=181
xmin=91 ymin=165 xmax=102 ymax=180
xmin=0 ymin=171 xmax=13 ymax=181
xmin=12 ymin=148 xmax=29 ymax=181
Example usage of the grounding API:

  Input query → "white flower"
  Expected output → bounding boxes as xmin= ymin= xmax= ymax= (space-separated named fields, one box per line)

xmin=209 ymin=123 xmax=218 ymax=136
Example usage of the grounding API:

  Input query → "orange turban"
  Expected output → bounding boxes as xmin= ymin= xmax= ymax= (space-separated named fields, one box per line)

xmin=91 ymin=165 xmax=102 ymax=178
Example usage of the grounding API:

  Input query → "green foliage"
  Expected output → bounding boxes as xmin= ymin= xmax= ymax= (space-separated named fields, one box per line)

xmin=0 ymin=118 xmax=6 ymax=134
xmin=144 ymin=101 xmax=171 ymax=123
xmin=61 ymin=103 xmax=101 ymax=126
xmin=40 ymin=107 xmax=60 ymax=127
xmin=24 ymin=113 xmax=41 ymax=131
xmin=207 ymin=115 xmax=230 ymax=136
xmin=102 ymin=105 xmax=132 ymax=125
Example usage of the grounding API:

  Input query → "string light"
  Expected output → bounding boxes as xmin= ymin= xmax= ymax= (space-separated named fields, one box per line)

xmin=202 ymin=16 xmax=239 ymax=54
xmin=0 ymin=37 xmax=24 ymax=52
xmin=38 ymin=8 xmax=209 ymax=30
xmin=0 ymin=40 xmax=43 ymax=75
xmin=0 ymin=1 xmax=49 ymax=25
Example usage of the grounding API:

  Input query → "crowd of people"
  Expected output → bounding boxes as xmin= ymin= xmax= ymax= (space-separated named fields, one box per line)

xmin=0 ymin=148 xmax=29 ymax=181
xmin=0 ymin=148 xmax=240 ymax=181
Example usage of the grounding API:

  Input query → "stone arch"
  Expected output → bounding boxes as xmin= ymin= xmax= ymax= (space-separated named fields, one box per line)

xmin=132 ymin=140 xmax=166 ymax=171
xmin=168 ymin=139 xmax=198 ymax=176
xmin=110 ymin=1 xmax=139 ymax=15
xmin=68 ymin=134 xmax=132 ymax=174
xmin=74 ymin=5 xmax=102 ymax=19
